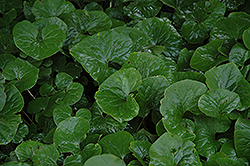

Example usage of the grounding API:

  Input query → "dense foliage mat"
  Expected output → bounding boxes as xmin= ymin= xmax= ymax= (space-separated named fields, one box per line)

xmin=1 ymin=0 xmax=250 ymax=165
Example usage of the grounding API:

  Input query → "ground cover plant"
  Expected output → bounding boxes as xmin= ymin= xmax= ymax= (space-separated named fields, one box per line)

xmin=1 ymin=0 xmax=250 ymax=165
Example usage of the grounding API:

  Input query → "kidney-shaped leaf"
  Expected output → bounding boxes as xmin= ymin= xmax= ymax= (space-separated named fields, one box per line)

xmin=190 ymin=39 xmax=227 ymax=72
xmin=198 ymin=89 xmax=240 ymax=118
xmin=3 ymin=58 xmax=39 ymax=92
xmin=32 ymin=0 xmax=75 ymax=19
xmin=70 ymin=31 xmax=133 ymax=84
xmin=243 ymin=28 xmax=250 ymax=50
xmin=53 ymin=104 xmax=72 ymax=126
xmin=13 ymin=20 xmax=66 ymax=60
xmin=98 ymin=131 xmax=134 ymax=159
xmin=149 ymin=132 xmax=202 ymax=166
xmin=84 ymin=154 xmax=126 ymax=166
xmin=80 ymin=143 xmax=102 ymax=163
xmin=53 ymin=117 xmax=90 ymax=154
xmin=95 ymin=68 xmax=141 ymax=123
xmin=160 ymin=79 xmax=207 ymax=140
xmin=205 ymin=63 xmax=250 ymax=110
xmin=234 ymin=117 xmax=250 ymax=159
xmin=122 ymin=52 xmax=176 ymax=79
xmin=135 ymin=17 xmax=182 ymax=61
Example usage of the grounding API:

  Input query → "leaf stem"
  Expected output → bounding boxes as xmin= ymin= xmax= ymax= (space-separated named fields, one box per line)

xmin=135 ymin=118 xmax=144 ymax=132
xmin=27 ymin=89 xmax=35 ymax=99
xmin=23 ymin=111 xmax=33 ymax=124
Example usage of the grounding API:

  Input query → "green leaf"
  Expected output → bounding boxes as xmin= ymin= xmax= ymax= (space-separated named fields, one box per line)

xmin=89 ymin=102 xmax=127 ymax=135
xmin=112 ymin=27 xmax=151 ymax=52
xmin=218 ymin=0 xmax=245 ymax=11
xmin=210 ymin=12 xmax=250 ymax=49
xmin=63 ymin=154 xmax=84 ymax=166
xmin=0 ymin=54 xmax=16 ymax=70
xmin=123 ymin=0 xmax=162 ymax=20
xmin=12 ymin=124 xmax=29 ymax=144
xmin=149 ymin=132 xmax=202 ymax=166
xmin=15 ymin=140 xmax=42 ymax=162
xmin=75 ymin=108 xmax=92 ymax=122
xmin=3 ymin=58 xmax=39 ymax=92
xmin=0 ymin=8 xmax=17 ymax=28
xmin=1 ymin=162 xmax=30 ymax=166
xmin=55 ymin=72 xmax=73 ymax=90
xmin=129 ymin=140 xmax=151 ymax=166
xmin=53 ymin=104 xmax=72 ymax=126
xmin=32 ymin=0 xmax=75 ymax=19
xmin=160 ymin=79 xmax=207 ymax=140
xmin=181 ymin=0 xmax=226 ymax=44
xmin=23 ymin=1 xmax=35 ymax=22
xmin=234 ymin=117 xmax=250 ymax=159
xmin=243 ymin=28 xmax=250 ymax=50
xmin=198 ymin=89 xmax=241 ymax=118
xmin=135 ymin=17 xmax=182 ymax=61
xmin=53 ymin=117 xmax=90 ymax=154
xmin=160 ymin=0 xmax=199 ymax=14
xmin=84 ymin=154 xmax=126 ymax=166
xmin=229 ymin=43 xmax=250 ymax=67
xmin=122 ymin=52 xmax=176 ymax=79
xmin=63 ymin=10 xmax=112 ymax=46
xmin=194 ymin=115 xmax=231 ymax=157
xmin=39 ymin=84 xmax=56 ymax=97
xmin=95 ymin=68 xmax=141 ymax=123
xmin=31 ymin=144 xmax=59 ymax=166
xmin=190 ymin=39 xmax=228 ymax=72
xmin=84 ymin=2 xmax=103 ymax=11
xmin=98 ymin=131 xmax=134 ymax=159
xmin=174 ymin=72 xmax=206 ymax=83
xmin=0 ymin=30 xmax=18 ymax=54
xmin=70 ymin=31 xmax=133 ymax=84
xmin=0 ymin=86 xmax=6 ymax=111
xmin=13 ymin=20 xmax=67 ymax=60
xmin=177 ymin=48 xmax=194 ymax=71
xmin=27 ymin=97 xmax=49 ymax=114
xmin=220 ymin=140 xmax=249 ymax=165
xmin=33 ymin=17 xmax=68 ymax=35
xmin=205 ymin=63 xmax=250 ymax=110
xmin=136 ymin=76 xmax=170 ymax=117
xmin=80 ymin=143 xmax=102 ymax=163
xmin=55 ymin=82 xmax=84 ymax=105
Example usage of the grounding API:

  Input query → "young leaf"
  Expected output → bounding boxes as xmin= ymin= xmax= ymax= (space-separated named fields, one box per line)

xmin=53 ymin=117 xmax=90 ymax=154
xmin=95 ymin=68 xmax=141 ymax=123
xmin=98 ymin=131 xmax=134 ymax=159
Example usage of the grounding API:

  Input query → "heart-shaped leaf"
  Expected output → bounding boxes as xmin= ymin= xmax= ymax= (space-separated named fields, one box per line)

xmin=190 ymin=39 xmax=228 ymax=72
xmin=121 ymin=52 xmax=176 ymax=79
xmin=160 ymin=79 xmax=207 ymax=140
xmin=12 ymin=124 xmax=29 ymax=144
xmin=63 ymin=10 xmax=112 ymax=46
xmin=80 ymin=143 xmax=102 ymax=163
xmin=13 ymin=20 xmax=67 ymax=60
xmin=53 ymin=104 xmax=72 ymax=126
xmin=55 ymin=72 xmax=73 ymax=90
xmin=205 ymin=63 xmax=250 ymax=110
xmin=136 ymin=76 xmax=170 ymax=117
xmin=124 ymin=0 xmax=162 ymax=20
xmin=27 ymin=97 xmax=49 ymax=114
xmin=181 ymin=0 xmax=225 ymax=44
xmin=149 ymin=132 xmax=202 ymax=166
xmin=70 ymin=31 xmax=133 ymax=84
xmin=84 ymin=154 xmax=126 ymax=166
xmin=98 ymin=131 xmax=134 ymax=159
xmin=32 ymin=0 xmax=75 ymax=19
xmin=64 ymin=155 xmax=83 ymax=166
xmin=53 ymin=117 xmax=90 ymax=154
xmin=129 ymin=140 xmax=151 ymax=166
xmin=135 ymin=17 xmax=182 ymax=61
xmin=3 ymin=58 xmax=39 ymax=92
xmin=95 ymin=68 xmax=141 ymax=123
xmin=31 ymin=144 xmax=59 ymax=166
xmin=198 ymin=89 xmax=241 ymax=117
